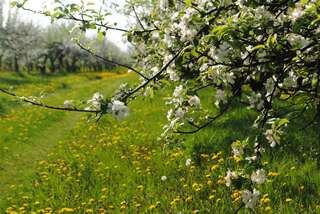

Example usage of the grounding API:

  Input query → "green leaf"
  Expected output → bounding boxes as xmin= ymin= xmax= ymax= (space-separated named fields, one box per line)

xmin=250 ymin=44 xmax=265 ymax=52
xmin=186 ymin=0 xmax=192 ymax=6
xmin=280 ymin=93 xmax=290 ymax=100
xmin=277 ymin=118 xmax=289 ymax=128
xmin=211 ymin=25 xmax=230 ymax=39
xmin=98 ymin=31 xmax=105 ymax=43
xmin=266 ymin=34 xmax=277 ymax=48
xmin=10 ymin=1 xmax=18 ymax=7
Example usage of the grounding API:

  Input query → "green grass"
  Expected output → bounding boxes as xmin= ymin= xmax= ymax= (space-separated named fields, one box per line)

xmin=0 ymin=71 xmax=319 ymax=213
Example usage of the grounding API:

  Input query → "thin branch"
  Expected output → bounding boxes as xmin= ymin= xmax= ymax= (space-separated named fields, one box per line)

xmin=77 ymin=42 xmax=149 ymax=80
xmin=18 ymin=5 xmax=130 ymax=33
xmin=18 ymin=5 xmax=157 ymax=34
xmin=175 ymin=105 xmax=229 ymax=134
xmin=122 ymin=47 xmax=186 ymax=102
xmin=0 ymin=88 xmax=99 ymax=113
xmin=132 ymin=6 xmax=145 ymax=30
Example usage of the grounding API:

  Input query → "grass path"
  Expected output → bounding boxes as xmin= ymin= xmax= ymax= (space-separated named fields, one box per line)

xmin=0 ymin=112 xmax=82 ymax=197
xmin=0 ymin=72 xmax=134 ymax=206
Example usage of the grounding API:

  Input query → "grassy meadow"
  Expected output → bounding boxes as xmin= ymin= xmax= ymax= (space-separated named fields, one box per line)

xmin=0 ymin=71 xmax=319 ymax=213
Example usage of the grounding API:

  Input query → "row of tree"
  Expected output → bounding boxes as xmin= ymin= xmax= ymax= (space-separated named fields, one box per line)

xmin=0 ymin=1 xmax=131 ymax=74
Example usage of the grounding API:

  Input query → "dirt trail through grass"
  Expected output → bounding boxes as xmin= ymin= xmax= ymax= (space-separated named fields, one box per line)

xmin=0 ymin=73 xmax=133 ymax=205
xmin=0 ymin=112 xmax=82 ymax=196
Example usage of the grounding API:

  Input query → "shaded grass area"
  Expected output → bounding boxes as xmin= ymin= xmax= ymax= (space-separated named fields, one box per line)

xmin=0 ymin=72 xmax=319 ymax=213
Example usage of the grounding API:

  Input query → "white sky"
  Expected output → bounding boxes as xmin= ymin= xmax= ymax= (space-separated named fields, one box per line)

xmin=2 ymin=0 xmax=130 ymax=51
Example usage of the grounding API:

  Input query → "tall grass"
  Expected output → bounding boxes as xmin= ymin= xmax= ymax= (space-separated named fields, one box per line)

xmin=0 ymin=72 xmax=319 ymax=213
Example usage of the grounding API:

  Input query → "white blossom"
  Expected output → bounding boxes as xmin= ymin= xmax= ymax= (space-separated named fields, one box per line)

xmin=185 ymin=158 xmax=192 ymax=167
xmin=64 ymin=100 xmax=74 ymax=109
xmin=225 ymin=169 xmax=238 ymax=187
xmin=265 ymin=129 xmax=277 ymax=147
xmin=109 ymin=100 xmax=130 ymax=120
xmin=221 ymin=0 xmax=233 ymax=6
xmin=164 ymin=33 xmax=173 ymax=47
xmin=245 ymin=155 xmax=257 ymax=163
xmin=199 ymin=63 xmax=209 ymax=72
xmin=248 ymin=92 xmax=264 ymax=110
xmin=242 ymin=189 xmax=260 ymax=210
xmin=167 ymin=67 xmax=180 ymax=82
xmin=173 ymin=85 xmax=184 ymax=98
xmin=159 ymin=0 xmax=168 ymax=11
xmin=151 ymin=31 xmax=160 ymax=41
xmin=175 ymin=108 xmax=186 ymax=119
xmin=264 ymin=78 xmax=275 ymax=96
xmin=287 ymin=33 xmax=310 ymax=49
xmin=251 ymin=169 xmax=267 ymax=184
xmin=163 ymin=54 xmax=173 ymax=65
xmin=167 ymin=109 xmax=174 ymax=120
xmin=151 ymin=66 xmax=160 ymax=76
xmin=178 ymin=9 xmax=198 ymax=41
xmin=209 ymin=42 xmax=232 ymax=63
xmin=282 ymin=71 xmax=298 ymax=88
xmin=288 ymin=4 xmax=305 ymax=22
xmin=188 ymin=95 xmax=201 ymax=108
xmin=87 ymin=92 xmax=104 ymax=111
xmin=232 ymin=144 xmax=244 ymax=157
xmin=161 ymin=175 xmax=167 ymax=181
xmin=215 ymin=89 xmax=227 ymax=106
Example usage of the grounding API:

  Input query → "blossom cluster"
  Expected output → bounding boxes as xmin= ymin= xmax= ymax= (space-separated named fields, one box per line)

xmin=124 ymin=0 xmax=319 ymax=210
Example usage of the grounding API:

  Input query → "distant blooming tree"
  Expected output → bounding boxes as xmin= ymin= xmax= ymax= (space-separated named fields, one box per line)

xmin=1 ymin=0 xmax=320 ymax=211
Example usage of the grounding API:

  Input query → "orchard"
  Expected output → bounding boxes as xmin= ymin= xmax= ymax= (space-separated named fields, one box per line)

xmin=1 ymin=0 xmax=319 ymax=213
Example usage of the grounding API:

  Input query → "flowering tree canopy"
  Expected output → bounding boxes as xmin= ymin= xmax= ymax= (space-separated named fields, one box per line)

xmin=2 ymin=0 xmax=320 ymax=211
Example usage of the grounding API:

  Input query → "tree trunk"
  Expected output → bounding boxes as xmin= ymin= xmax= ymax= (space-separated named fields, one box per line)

xmin=49 ymin=57 xmax=56 ymax=73
xmin=0 ymin=54 xmax=3 ymax=70
xmin=14 ymin=55 xmax=20 ymax=73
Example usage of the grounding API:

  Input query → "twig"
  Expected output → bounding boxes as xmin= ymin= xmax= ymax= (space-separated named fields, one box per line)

xmin=0 ymin=88 xmax=99 ymax=113
xmin=132 ymin=6 xmax=145 ymax=30
xmin=76 ymin=42 xmax=149 ymax=80
xmin=122 ymin=47 xmax=186 ymax=102
xmin=176 ymin=105 xmax=229 ymax=134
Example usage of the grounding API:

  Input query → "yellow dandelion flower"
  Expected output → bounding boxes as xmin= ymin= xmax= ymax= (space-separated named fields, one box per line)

xmin=98 ymin=208 xmax=106 ymax=213
xmin=185 ymin=196 xmax=192 ymax=203
xmin=285 ymin=198 xmax=293 ymax=203
xmin=148 ymin=204 xmax=156 ymax=210
xmin=170 ymin=197 xmax=181 ymax=206
xmin=268 ymin=172 xmax=280 ymax=177
xmin=261 ymin=197 xmax=270 ymax=205
xmin=232 ymin=191 xmax=240 ymax=199
xmin=211 ymin=164 xmax=219 ymax=171
xmin=217 ymin=178 xmax=225 ymax=185
xmin=60 ymin=208 xmax=75 ymax=213
xmin=265 ymin=206 xmax=272 ymax=211
xmin=218 ymin=158 xmax=224 ymax=163
xmin=200 ymin=154 xmax=209 ymax=159
xmin=134 ymin=203 xmax=142 ymax=208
